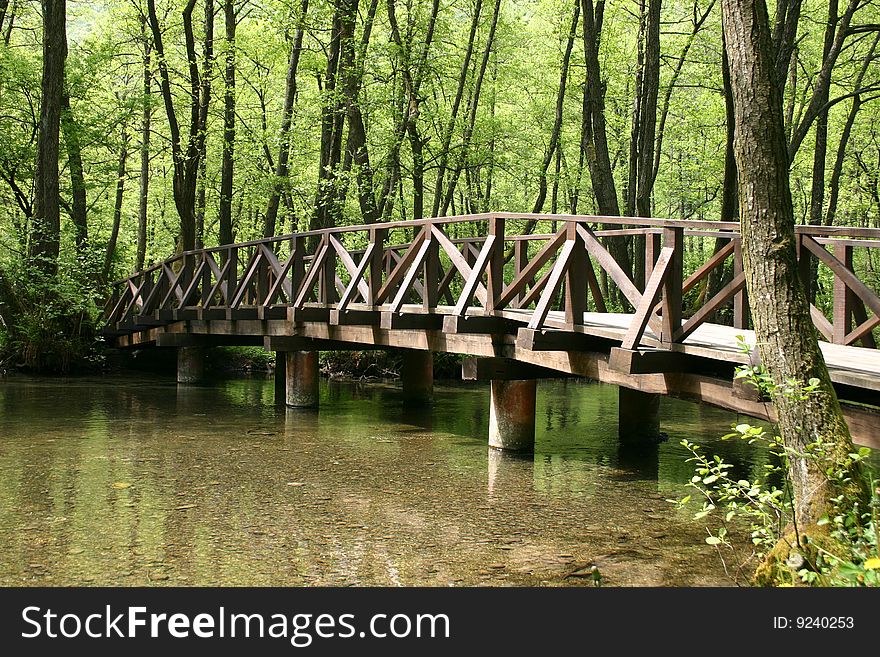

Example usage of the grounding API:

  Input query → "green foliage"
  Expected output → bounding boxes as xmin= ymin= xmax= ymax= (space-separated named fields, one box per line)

xmin=0 ymin=261 xmax=102 ymax=373
xmin=672 ymin=356 xmax=878 ymax=586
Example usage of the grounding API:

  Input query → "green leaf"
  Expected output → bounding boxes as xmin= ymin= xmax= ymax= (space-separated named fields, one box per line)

xmin=705 ymin=536 xmax=722 ymax=546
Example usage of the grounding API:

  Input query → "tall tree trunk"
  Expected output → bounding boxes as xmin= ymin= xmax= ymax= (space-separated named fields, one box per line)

xmin=440 ymin=0 xmax=502 ymax=217
xmin=103 ymin=127 xmax=128 ymax=283
xmin=805 ymin=0 xmax=839 ymax=302
xmin=721 ymin=0 xmax=866 ymax=578
xmin=2 ymin=0 xmax=14 ymax=45
xmin=0 ymin=0 xmax=8 ymax=36
xmin=264 ymin=0 xmax=308 ymax=237
xmin=313 ymin=0 xmax=354 ymax=233
xmin=219 ymin=0 xmax=235 ymax=246
xmin=533 ymin=0 xmax=579 ymax=216
xmin=340 ymin=0 xmax=379 ymax=222
xmin=146 ymin=0 xmax=210 ymax=253
xmin=771 ymin=0 xmax=801 ymax=93
xmin=786 ymin=0 xmax=860 ymax=161
xmin=60 ymin=93 xmax=88 ymax=253
xmin=29 ymin=0 xmax=67 ymax=276
xmin=706 ymin=33 xmax=738 ymax=305
xmin=385 ymin=0 xmax=440 ymax=220
xmin=826 ymin=33 xmax=879 ymax=228
xmin=196 ymin=0 xmax=214 ymax=248
xmin=581 ymin=0 xmax=632 ymax=290
xmin=137 ymin=29 xmax=151 ymax=272
xmin=431 ymin=0 xmax=483 ymax=217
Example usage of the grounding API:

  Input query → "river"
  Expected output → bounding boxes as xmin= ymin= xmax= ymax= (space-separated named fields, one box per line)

xmin=0 ymin=374 xmax=821 ymax=586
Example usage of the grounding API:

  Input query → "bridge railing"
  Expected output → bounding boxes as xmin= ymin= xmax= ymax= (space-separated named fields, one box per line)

xmin=103 ymin=213 xmax=880 ymax=351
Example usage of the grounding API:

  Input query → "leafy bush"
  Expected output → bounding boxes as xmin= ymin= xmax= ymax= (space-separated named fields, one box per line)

xmin=672 ymin=356 xmax=878 ymax=586
xmin=0 ymin=263 xmax=102 ymax=373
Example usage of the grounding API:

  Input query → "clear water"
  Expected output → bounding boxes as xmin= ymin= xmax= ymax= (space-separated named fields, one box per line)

xmin=0 ymin=374 xmax=833 ymax=586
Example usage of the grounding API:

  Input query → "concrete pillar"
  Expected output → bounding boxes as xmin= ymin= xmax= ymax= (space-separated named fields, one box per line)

xmin=618 ymin=387 xmax=662 ymax=445
xmin=286 ymin=351 xmax=319 ymax=408
xmin=489 ymin=379 xmax=537 ymax=452
xmin=401 ymin=350 xmax=433 ymax=406
xmin=274 ymin=351 xmax=287 ymax=405
xmin=177 ymin=346 xmax=205 ymax=384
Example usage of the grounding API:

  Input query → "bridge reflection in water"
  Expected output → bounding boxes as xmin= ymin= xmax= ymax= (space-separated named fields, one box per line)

xmin=103 ymin=213 xmax=880 ymax=449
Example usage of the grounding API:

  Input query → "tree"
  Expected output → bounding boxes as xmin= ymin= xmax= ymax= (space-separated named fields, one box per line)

xmin=145 ymin=0 xmax=211 ymax=253
xmin=29 ymin=0 xmax=67 ymax=276
xmin=721 ymin=0 xmax=868 ymax=580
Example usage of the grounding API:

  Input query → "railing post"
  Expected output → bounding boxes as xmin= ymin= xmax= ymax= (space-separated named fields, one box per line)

xmin=368 ymin=228 xmax=387 ymax=305
xmin=661 ymin=226 xmax=683 ymax=342
xmin=833 ymin=242 xmax=853 ymax=344
xmin=200 ymin=253 xmax=211 ymax=306
xmin=291 ymin=236 xmax=305 ymax=298
xmin=733 ymin=237 xmax=747 ymax=329
xmin=565 ymin=221 xmax=586 ymax=327
xmin=486 ymin=215 xmax=505 ymax=312
xmin=423 ymin=224 xmax=439 ymax=311
xmin=225 ymin=246 xmax=238 ymax=310
xmin=644 ymin=230 xmax=661 ymax=288
xmin=321 ymin=234 xmax=338 ymax=305
xmin=513 ymin=240 xmax=528 ymax=309
xmin=795 ymin=232 xmax=812 ymax=299
xmin=257 ymin=247 xmax=270 ymax=305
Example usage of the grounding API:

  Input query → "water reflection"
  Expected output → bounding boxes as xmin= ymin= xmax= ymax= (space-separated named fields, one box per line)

xmin=1 ymin=375 xmax=873 ymax=587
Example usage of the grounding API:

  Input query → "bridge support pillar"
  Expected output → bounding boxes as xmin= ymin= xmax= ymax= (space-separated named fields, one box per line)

xmin=401 ymin=350 xmax=433 ymax=406
xmin=286 ymin=351 xmax=319 ymax=408
xmin=274 ymin=351 xmax=287 ymax=405
xmin=177 ymin=347 xmax=205 ymax=384
xmin=618 ymin=387 xmax=663 ymax=445
xmin=489 ymin=380 xmax=537 ymax=452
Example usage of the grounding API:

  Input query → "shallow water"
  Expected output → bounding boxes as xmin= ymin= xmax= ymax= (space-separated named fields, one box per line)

xmin=0 ymin=374 xmax=818 ymax=586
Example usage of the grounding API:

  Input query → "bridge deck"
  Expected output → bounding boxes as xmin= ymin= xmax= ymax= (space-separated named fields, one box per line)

xmin=104 ymin=213 xmax=880 ymax=447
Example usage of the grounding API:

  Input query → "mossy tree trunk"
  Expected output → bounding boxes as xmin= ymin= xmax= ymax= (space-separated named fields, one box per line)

xmin=721 ymin=0 xmax=867 ymax=569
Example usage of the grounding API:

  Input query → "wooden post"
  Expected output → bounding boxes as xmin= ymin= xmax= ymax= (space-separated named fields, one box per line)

xmin=661 ymin=227 xmax=683 ymax=342
xmin=177 ymin=346 xmax=205 ymax=384
xmin=833 ymin=242 xmax=852 ymax=344
xmin=285 ymin=351 xmax=319 ymax=408
xmin=423 ymin=226 xmax=439 ymax=311
xmin=733 ymin=237 xmax=747 ymax=329
xmin=368 ymin=228 xmax=387 ymax=305
xmin=225 ymin=245 xmax=238 ymax=306
xmin=320 ymin=237 xmax=337 ymax=305
xmin=565 ymin=221 xmax=586 ymax=327
xmin=645 ymin=230 xmax=661 ymax=283
xmin=618 ymin=387 xmax=663 ymax=445
xmin=274 ymin=351 xmax=287 ymax=405
xmin=489 ymin=379 xmax=537 ymax=452
xmin=401 ymin=350 xmax=433 ymax=406
xmin=795 ymin=233 xmax=811 ymax=298
xmin=486 ymin=216 xmax=505 ymax=312
xmin=513 ymin=240 xmax=528 ymax=309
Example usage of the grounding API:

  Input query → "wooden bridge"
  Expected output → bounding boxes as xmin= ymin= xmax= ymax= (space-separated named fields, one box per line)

xmin=103 ymin=213 xmax=880 ymax=450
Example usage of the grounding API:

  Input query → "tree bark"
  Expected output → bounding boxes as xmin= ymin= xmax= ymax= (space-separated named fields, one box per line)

xmin=29 ymin=0 xmax=67 ymax=276
xmin=431 ymin=0 xmax=483 ymax=217
xmin=219 ymin=0 xmax=235 ymax=246
xmin=581 ymin=0 xmax=632 ymax=290
xmin=60 ymin=93 xmax=88 ymax=253
xmin=721 ymin=0 xmax=866 ymax=568
xmin=826 ymin=33 xmax=879 ymax=228
xmin=137 ymin=27 xmax=151 ymax=273
xmin=103 ymin=127 xmax=128 ymax=283
xmin=312 ymin=0 xmax=354 ymax=233
xmin=340 ymin=0 xmax=379 ymax=222
xmin=440 ymin=0 xmax=502 ymax=217
xmin=264 ymin=0 xmax=308 ymax=237
xmin=146 ymin=0 xmax=210 ymax=253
